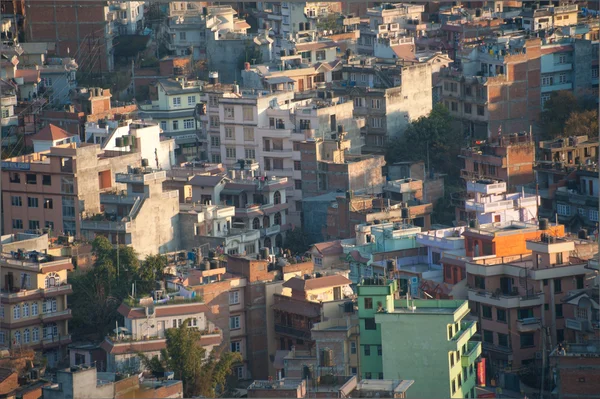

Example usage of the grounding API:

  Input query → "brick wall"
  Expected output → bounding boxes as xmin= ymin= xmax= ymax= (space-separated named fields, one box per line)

xmin=0 ymin=371 xmax=18 ymax=395
xmin=553 ymin=355 xmax=600 ymax=398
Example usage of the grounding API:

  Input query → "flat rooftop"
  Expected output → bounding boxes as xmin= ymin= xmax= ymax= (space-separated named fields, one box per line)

xmin=353 ymin=379 xmax=415 ymax=395
xmin=391 ymin=299 xmax=467 ymax=315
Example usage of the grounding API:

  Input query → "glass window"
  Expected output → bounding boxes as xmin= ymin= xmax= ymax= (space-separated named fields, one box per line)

xmin=229 ymin=291 xmax=240 ymax=305
xmin=483 ymin=330 xmax=493 ymax=344
xmin=363 ymin=345 xmax=371 ymax=356
xmin=364 ymin=318 xmax=376 ymax=330
xmin=520 ymin=333 xmax=534 ymax=348
xmin=498 ymin=333 xmax=509 ymax=347
xmin=243 ymin=127 xmax=254 ymax=141
xmin=496 ymin=308 xmax=507 ymax=322
xmin=364 ymin=298 xmax=373 ymax=309
xmin=554 ymin=278 xmax=562 ymax=293
xmin=482 ymin=305 xmax=492 ymax=319
xmin=230 ymin=316 xmax=240 ymax=329
xmin=42 ymin=175 xmax=51 ymax=186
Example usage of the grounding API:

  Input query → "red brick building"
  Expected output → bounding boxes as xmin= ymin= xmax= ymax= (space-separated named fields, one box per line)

xmin=551 ymin=344 xmax=600 ymax=399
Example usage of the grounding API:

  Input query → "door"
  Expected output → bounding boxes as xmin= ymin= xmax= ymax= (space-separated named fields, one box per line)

xmin=264 ymin=139 xmax=271 ymax=152
xmin=330 ymin=115 xmax=336 ymax=132
xmin=6 ymin=273 xmax=13 ymax=291
xmin=298 ymin=79 xmax=304 ymax=92
xmin=158 ymin=321 xmax=165 ymax=337
xmin=333 ymin=286 xmax=341 ymax=300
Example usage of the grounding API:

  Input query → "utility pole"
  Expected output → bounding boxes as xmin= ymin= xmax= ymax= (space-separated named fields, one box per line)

xmin=131 ymin=60 xmax=136 ymax=98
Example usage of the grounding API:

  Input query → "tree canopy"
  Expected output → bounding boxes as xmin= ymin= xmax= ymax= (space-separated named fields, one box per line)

xmin=540 ymin=90 xmax=598 ymax=140
xmin=283 ymin=228 xmax=311 ymax=255
xmin=386 ymin=104 xmax=464 ymax=185
xmin=140 ymin=320 xmax=242 ymax=397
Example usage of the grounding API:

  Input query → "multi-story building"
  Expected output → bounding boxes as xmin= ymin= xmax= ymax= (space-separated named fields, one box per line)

xmin=0 ymin=233 xmax=73 ymax=367
xmin=337 ymin=59 xmax=433 ymax=153
xmin=357 ymin=278 xmax=397 ymax=381
xmin=550 ymin=343 xmax=600 ymax=399
xmin=0 ymin=79 xmax=18 ymax=145
xmin=520 ymin=4 xmax=579 ymax=33
xmin=139 ymin=77 xmax=204 ymax=150
xmin=179 ymin=202 xmax=260 ymax=257
xmin=100 ymin=291 xmax=221 ymax=373
xmin=162 ymin=1 xmax=206 ymax=59
xmin=458 ymin=179 xmax=539 ymax=225
xmin=225 ymin=254 xmax=314 ymax=380
xmin=80 ymin=169 xmax=180 ymax=257
xmin=273 ymin=274 xmax=352 ymax=352
xmin=376 ymin=299 xmax=482 ymax=399
xmin=457 ymin=132 xmax=535 ymax=190
xmin=554 ymin=167 xmax=599 ymax=232
xmin=1 ymin=143 xmax=140 ymax=238
xmin=30 ymin=124 xmax=80 ymax=153
xmin=219 ymin=172 xmax=292 ymax=251
xmin=106 ymin=1 xmax=145 ymax=36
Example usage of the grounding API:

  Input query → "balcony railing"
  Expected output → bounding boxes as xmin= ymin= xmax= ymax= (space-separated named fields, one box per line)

xmin=41 ymin=334 xmax=71 ymax=348
xmin=261 ymin=224 xmax=281 ymax=237
xmin=461 ymin=341 xmax=482 ymax=367
xmin=274 ymin=323 xmax=312 ymax=339
xmin=81 ymin=220 xmax=131 ymax=232
xmin=516 ymin=317 xmax=541 ymax=332
xmin=0 ymin=284 xmax=72 ymax=302
xmin=41 ymin=309 xmax=72 ymax=321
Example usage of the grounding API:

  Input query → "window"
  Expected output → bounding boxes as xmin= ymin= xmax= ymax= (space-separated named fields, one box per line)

xmin=32 ymin=328 xmax=39 ymax=342
xmin=314 ymin=257 xmax=322 ymax=266
xmin=497 ymin=308 xmax=507 ymax=323
xmin=225 ymin=126 xmax=234 ymax=139
xmin=45 ymin=272 xmax=60 ymax=288
xmin=12 ymin=220 xmax=23 ymax=229
xmin=370 ymin=117 xmax=383 ymax=128
xmin=450 ymin=352 xmax=455 ymax=367
xmin=542 ymin=76 xmax=554 ymax=86
xmin=274 ymin=212 xmax=282 ymax=225
xmin=351 ymin=367 xmax=357 ymax=375
xmin=557 ymin=204 xmax=570 ymax=216
xmin=520 ymin=333 xmax=534 ymax=348
xmin=0 ymin=332 xmax=3 ymax=344
xmin=477 ymin=105 xmax=485 ymax=116
xmin=13 ymin=305 xmax=20 ymax=320
xmin=558 ymin=74 xmax=567 ymax=84
xmin=172 ymin=97 xmax=181 ymax=107
xmin=31 ymin=303 xmax=38 ymax=316
xmin=28 ymin=197 xmax=39 ymax=208
xmin=482 ymin=305 xmax=492 ymax=319
xmin=576 ymin=275 xmax=584 ymax=290
xmin=243 ymin=107 xmax=253 ymax=121
xmin=26 ymin=174 xmax=37 ymax=184
xmin=498 ymin=333 xmax=509 ymax=347
xmin=464 ymin=103 xmax=472 ymax=114
xmin=210 ymin=135 xmax=220 ymax=147
xmin=557 ymin=328 xmax=564 ymax=343
xmin=555 ymin=304 xmax=563 ymax=318
xmin=483 ymin=330 xmax=493 ymax=344
xmin=294 ymin=161 xmax=302 ymax=171
xmin=350 ymin=342 xmax=357 ymax=354
xmin=187 ymin=96 xmax=196 ymax=106
xmin=0 ymin=306 xmax=3 ymax=319
xmin=364 ymin=298 xmax=373 ymax=309
xmin=541 ymin=94 xmax=551 ymax=108
xmin=172 ymin=120 xmax=179 ymax=131
xmin=230 ymin=316 xmax=240 ymax=329
xmin=210 ymin=116 xmax=220 ymax=128
xmin=371 ymin=99 xmax=381 ymax=109
xmin=451 ymin=101 xmax=458 ymax=111
xmin=224 ymin=107 xmax=235 ymax=120
xmin=364 ymin=317 xmax=376 ymax=330
xmin=43 ymin=199 xmax=53 ymax=209
xmin=209 ymin=96 xmax=219 ymax=107
xmin=452 ymin=379 xmax=456 ymax=394
xmin=231 ymin=341 xmax=241 ymax=352
xmin=179 ymin=32 xmax=186 ymax=41
xmin=226 ymin=147 xmax=236 ymax=159
xmin=212 ymin=154 xmax=221 ymax=163
xmin=353 ymin=97 xmax=364 ymax=107
xmin=377 ymin=345 xmax=382 ymax=356
xmin=29 ymin=220 xmax=40 ymax=230
xmin=229 ymin=291 xmax=240 ymax=305
xmin=489 ymin=165 xmax=496 ymax=176
xmin=245 ymin=244 xmax=255 ymax=254
xmin=9 ymin=173 xmax=20 ymax=183
xmin=518 ymin=308 xmax=534 ymax=319
xmin=590 ymin=210 xmax=599 ymax=222
xmin=160 ymin=121 xmax=167 ymax=131
xmin=295 ymin=180 xmax=302 ymax=190
xmin=554 ymin=278 xmax=562 ymax=293
xmin=243 ymin=127 xmax=254 ymax=141
xmin=62 ymin=197 xmax=75 ymax=218
xmin=14 ymin=331 xmax=20 ymax=344
xmin=23 ymin=329 xmax=29 ymax=344
xmin=11 ymin=196 xmax=22 ymax=207
xmin=365 ymin=372 xmax=372 ymax=379
xmin=22 ymin=303 xmax=29 ymax=317
xmin=274 ymin=191 xmax=281 ymax=205
xmin=245 ymin=149 xmax=255 ymax=159
xmin=364 ymin=345 xmax=371 ymax=356
xmin=378 ymin=372 xmax=384 ymax=380
xmin=42 ymin=175 xmax=51 ymax=186
xmin=183 ymin=119 xmax=195 ymax=129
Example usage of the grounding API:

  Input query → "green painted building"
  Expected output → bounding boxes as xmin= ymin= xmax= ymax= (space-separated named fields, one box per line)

xmin=356 ymin=277 xmax=397 ymax=380
xmin=375 ymin=299 xmax=482 ymax=399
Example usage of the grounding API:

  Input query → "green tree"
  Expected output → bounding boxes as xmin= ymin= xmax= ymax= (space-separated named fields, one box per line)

xmin=283 ymin=228 xmax=311 ymax=255
xmin=139 ymin=320 xmax=242 ymax=397
xmin=563 ymin=109 xmax=599 ymax=139
xmin=540 ymin=90 xmax=598 ymax=140
xmin=316 ymin=14 xmax=341 ymax=32
xmin=237 ymin=41 xmax=263 ymax=72
xmin=386 ymin=104 xmax=464 ymax=186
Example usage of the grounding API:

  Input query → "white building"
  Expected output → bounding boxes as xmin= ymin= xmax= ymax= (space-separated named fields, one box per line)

xmin=85 ymin=119 xmax=175 ymax=171
xmin=31 ymin=124 xmax=80 ymax=153
xmin=138 ymin=77 xmax=204 ymax=156
xmin=107 ymin=1 xmax=145 ymax=36
xmin=464 ymin=180 xmax=539 ymax=225
xmin=100 ymin=291 xmax=220 ymax=372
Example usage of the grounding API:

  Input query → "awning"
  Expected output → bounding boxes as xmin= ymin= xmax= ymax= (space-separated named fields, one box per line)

xmin=220 ymin=188 xmax=244 ymax=196
xmin=272 ymin=301 xmax=320 ymax=318
xmin=265 ymin=76 xmax=295 ymax=85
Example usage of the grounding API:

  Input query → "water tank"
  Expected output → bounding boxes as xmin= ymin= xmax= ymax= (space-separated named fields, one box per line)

xmin=122 ymin=136 xmax=130 ymax=146
xmin=401 ymin=208 xmax=409 ymax=219
xmin=115 ymin=137 xmax=124 ymax=147
xmin=209 ymin=260 xmax=219 ymax=269
xmin=260 ymin=247 xmax=269 ymax=260
xmin=469 ymin=219 xmax=480 ymax=229
xmin=208 ymin=250 xmax=216 ymax=259
xmin=129 ymin=137 xmax=136 ymax=148
xmin=209 ymin=71 xmax=219 ymax=85
xmin=321 ymin=349 xmax=334 ymax=367
xmin=539 ymin=218 xmax=549 ymax=231
xmin=141 ymin=159 xmax=149 ymax=167
xmin=387 ymin=259 xmax=396 ymax=272
xmin=201 ymin=260 xmax=210 ymax=271
xmin=244 ymin=62 xmax=251 ymax=71
xmin=373 ymin=220 xmax=381 ymax=225
xmin=578 ymin=229 xmax=588 ymax=239
xmin=315 ymin=272 xmax=323 ymax=278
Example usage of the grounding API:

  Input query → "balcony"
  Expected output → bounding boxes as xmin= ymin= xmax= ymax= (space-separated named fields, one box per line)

xmin=548 ymin=63 xmax=572 ymax=73
xmin=81 ymin=220 xmax=131 ymax=232
xmin=257 ymin=126 xmax=292 ymax=138
xmin=274 ymin=323 xmax=312 ymax=340
xmin=451 ymin=321 xmax=478 ymax=349
xmin=467 ymin=289 xmax=544 ymax=308
xmin=264 ymin=148 xmax=293 ymax=157
xmin=467 ymin=181 xmax=506 ymax=195
xmin=0 ymin=256 xmax=73 ymax=273
xmin=516 ymin=317 xmax=541 ymax=332
xmin=99 ymin=193 xmax=138 ymax=204
xmin=261 ymin=224 xmax=281 ymax=237
xmin=1 ymin=96 xmax=17 ymax=106
xmin=40 ymin=334 xmax=72 ymax=349
xmin=0 ymin=284 xmax=72 ymax=304
xmin=265 ymin=168 xmax=293 ymax=177
xmin=541 ymin=82 xmax=573 ymax=93
xmin=461 ymin=341 xmax=482 ymax=367
xmin=40 ymin=309 xmax=72 ymax=322
xmin=465 ymin=199 xmax=514 ymax=213
xmin=115 ymin=171 xmax=166 ymax=184
xmin=225 ymin=228 xmax=260 ymax=244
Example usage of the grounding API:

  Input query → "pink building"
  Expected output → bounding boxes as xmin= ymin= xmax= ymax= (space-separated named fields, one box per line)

xmin=467 ymin=234 xmax=596 ymax=375
xmin=1 ymin=143 xmax=139 ymax=238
